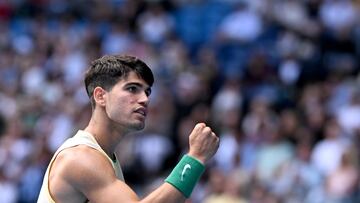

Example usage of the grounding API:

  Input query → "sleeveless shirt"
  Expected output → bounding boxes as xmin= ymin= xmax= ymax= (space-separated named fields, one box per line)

xmin=37 ymin=130 xmax=124 ymax=203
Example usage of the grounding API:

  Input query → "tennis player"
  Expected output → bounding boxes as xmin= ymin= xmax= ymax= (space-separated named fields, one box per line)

xmin=37 ymin=55 xmax=219 ymax=203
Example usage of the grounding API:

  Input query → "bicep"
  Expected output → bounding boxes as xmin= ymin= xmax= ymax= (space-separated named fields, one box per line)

xmin=62 ymin=147 xmax=187 ymax=203
xmin=63 ymin=147 xmax=140 ymax=203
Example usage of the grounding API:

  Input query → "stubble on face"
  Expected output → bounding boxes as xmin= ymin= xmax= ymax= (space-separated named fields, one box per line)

xmin=105 ymin=72 xmax=150 ymax=133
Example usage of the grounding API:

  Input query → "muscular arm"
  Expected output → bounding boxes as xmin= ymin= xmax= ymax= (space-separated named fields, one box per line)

xmin=52 ymin=123 xmax=218 ymax=203
xmin=53 ymin=146 xmax=185 ymax=203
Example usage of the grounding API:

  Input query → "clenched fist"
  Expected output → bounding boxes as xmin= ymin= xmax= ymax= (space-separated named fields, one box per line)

xmin=187 ymin=123 xmax=219 ymax=164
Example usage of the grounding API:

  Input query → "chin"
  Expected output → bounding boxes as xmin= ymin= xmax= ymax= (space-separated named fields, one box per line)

xmin=129 ymin=122 xmax=145 ymax=131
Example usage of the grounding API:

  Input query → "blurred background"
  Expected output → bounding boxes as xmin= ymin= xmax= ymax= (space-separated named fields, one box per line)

xmin=0 ymin=0 xmax=359 ymax=202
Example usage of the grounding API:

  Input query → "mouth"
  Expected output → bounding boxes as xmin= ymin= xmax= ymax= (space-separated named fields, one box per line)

xmin=134 ymin=108 xmax=147 ymax=117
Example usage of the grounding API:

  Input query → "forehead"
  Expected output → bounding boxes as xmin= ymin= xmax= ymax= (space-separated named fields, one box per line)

xmin=117 ymin=71 xmax=149 ymax=86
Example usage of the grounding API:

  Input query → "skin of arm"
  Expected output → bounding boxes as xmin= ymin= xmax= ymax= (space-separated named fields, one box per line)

xmin=51 ymin=145 xmax=185 ymax=203
xmin=50 ymin=123 xmax=218 ymax=203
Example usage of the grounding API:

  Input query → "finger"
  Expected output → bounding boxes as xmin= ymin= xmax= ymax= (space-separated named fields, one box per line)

xmin=203 ymin=127 xmax=212 ymax=135
xmin=194 ymin=123 xmax=206 ymax=132
xmin=212 ymin=132 xmax=220 ymax=143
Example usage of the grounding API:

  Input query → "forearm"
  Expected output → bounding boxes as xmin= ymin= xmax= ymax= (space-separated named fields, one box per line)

xmin=140 ymin=183 xmax=186 ymax=203
xmin=135 ymin=123 xmax=218 ymax=203
xmin=140 ymin=155 xmax=205 ymax=203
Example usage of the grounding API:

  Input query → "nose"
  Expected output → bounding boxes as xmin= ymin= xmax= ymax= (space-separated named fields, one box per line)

xmin=138 ymin=91 xmax=149 ymax=107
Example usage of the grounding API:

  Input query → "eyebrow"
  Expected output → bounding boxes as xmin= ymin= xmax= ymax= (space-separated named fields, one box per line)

xmin=124 ymin=82 xmax=147 ymax=88
xmin=124 ymin=82 xmax=152 ymax=93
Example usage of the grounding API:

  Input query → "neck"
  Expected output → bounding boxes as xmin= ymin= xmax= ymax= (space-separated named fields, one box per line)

xmin=84 ymin=110 xmax=129 ymax=157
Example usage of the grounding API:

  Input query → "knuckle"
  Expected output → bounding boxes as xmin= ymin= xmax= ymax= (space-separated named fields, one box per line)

xmin=195 ymin=123 xmax=205 ymax=129
xmin=203 ymin=127 xmax=212 ymax=134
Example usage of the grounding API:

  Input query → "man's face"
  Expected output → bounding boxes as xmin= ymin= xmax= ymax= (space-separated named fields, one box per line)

xmin=104 ymin=71 xmax=151 ymax=131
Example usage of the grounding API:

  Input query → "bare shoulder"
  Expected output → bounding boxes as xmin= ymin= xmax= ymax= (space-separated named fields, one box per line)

xmin=52 ymin=145 xmax=116 ymax=185
xmin=49 ymin=145 xmax=117 ymax=201
xmin=50 ymin=145 xmax=140 ymax=202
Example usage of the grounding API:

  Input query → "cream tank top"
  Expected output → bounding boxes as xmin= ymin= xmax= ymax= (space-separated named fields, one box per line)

xmin=37 ymin=130 xmax=124 ymax=203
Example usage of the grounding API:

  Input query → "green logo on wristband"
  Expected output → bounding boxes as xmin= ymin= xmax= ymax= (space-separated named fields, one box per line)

xmin=181 ymin=164 xmax=191 ymax=181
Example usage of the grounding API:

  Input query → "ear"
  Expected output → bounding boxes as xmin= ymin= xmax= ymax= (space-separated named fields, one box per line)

xmin=93 ymin=87 xmax=107 ymax=107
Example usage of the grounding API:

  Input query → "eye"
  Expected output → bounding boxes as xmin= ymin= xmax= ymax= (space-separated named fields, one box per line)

xmin=145 ymin=89 xmax=152 ymax=97
xmin=127 ymin=86 xmax=139 ymax=93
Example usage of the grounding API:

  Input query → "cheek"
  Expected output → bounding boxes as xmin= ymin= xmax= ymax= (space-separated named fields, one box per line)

xmin=106 ymin=104 xmax=124 ymax=123
xmin=106 ymin=96 xmax=133 ymax=118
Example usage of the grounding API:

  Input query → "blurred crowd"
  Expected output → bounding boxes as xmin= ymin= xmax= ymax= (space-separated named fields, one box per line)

xmin=0 ymin=0 xmax=360 ymax=202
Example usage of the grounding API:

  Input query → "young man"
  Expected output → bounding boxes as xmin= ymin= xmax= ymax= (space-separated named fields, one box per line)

xmin=37 ymin=55 xmax=220 ymax=203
